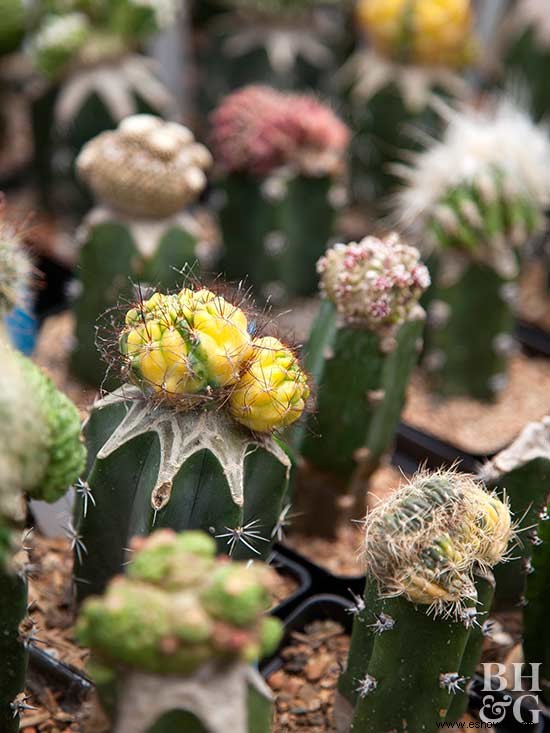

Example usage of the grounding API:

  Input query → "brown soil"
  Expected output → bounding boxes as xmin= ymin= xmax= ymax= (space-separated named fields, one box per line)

xmin=403 ymin=354 xmax=550 ymax=455
xmin=287 ymin=464 xmax=407 ymax=576
xmin=519 ymin=259 xmax=550 ymax=332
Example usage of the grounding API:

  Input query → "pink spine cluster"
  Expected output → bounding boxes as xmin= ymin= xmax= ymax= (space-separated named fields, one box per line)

xmin=210 ymin=85 xmax=349 ymax=176
xmin=317 ymin=233 xmax=431 ymax=331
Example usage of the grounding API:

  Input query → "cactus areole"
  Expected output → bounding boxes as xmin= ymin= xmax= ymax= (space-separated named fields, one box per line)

xmin=77 ymin=286 xmax=309 ymax=598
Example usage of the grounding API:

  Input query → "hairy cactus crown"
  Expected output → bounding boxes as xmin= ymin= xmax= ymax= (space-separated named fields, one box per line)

xmin=76 ymin=529 xmax=283 ymax=675
xmin=0 ymin=211 xmax=32 ymax=315
xmin=363 ymin=469 xmax=513 ymax=616
xmin=118 ymin=286 xmax=309 ymax=433
xmin=356 ymin=0 xmax=475 ymax=68
xmin=317 ymin=233 xmax=430 ymax=334
xmin=30 ymin=12 xmax=90 ymax=78
xmin=77 ymin=115 xmax=212 ymax=218
xmin=396 ymin=99 xmax=550 ymax=268
xmin=210 ymin=85 xmax=349 ymax=177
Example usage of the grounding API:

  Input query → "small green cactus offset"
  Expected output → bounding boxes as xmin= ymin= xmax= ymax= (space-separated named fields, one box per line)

xmin=71 ymin=115 xmax=215 ymax=387
xmin=76 ymin=285 xmax=309 ymax=600
xmin=211 ymin=85 xmax=349 ymax=303
xmin=396 ymin=98 xmax=550 ymax=400
xmin=294 ymin=233 xmax=429 ymax=531
xmin=77 ymin=529 xmax=282 ymax=733
xmin=336 ymin=469 xmax=513 ymax=732
xmin=0 ymin=341 xmax=85 ymax=732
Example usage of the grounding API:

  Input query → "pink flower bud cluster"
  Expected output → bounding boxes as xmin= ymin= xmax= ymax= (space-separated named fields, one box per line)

xmin=317 ymin=233 xmax=431 ymax=332
xmin=210 ymin=85 xmax=349 ymax=177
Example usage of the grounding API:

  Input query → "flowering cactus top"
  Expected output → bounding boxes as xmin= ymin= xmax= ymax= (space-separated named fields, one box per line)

xmin=119 ymin=286 xmax=309 ymax=433
xmin=76 ymin=529 xmax=283 ymax=675
xmin=356 ymin=0 xmax=475 ymax=68
xmin=364 ymin=470 xmax=513 ymax=616
xmin=210 ymin=85 xmax=349 ymax=177
xmin=317 ymin=234 xmax=430 ymax=333
xmin=77 ymin=115 xmax=212 ymax=218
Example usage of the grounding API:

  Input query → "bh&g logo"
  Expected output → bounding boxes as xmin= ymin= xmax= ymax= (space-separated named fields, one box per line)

xmin=479 ymin=663 xmax=541 ymax=725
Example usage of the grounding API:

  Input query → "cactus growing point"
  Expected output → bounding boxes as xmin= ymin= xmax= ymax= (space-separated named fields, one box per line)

xmin=71 ymin=115 xmax=215 ymax=387
xmin=77 ymin=529 xmax=281 ymax=733
xmin=76 ymin=285 xmax=308 ymax=599
xmin=211 ymin=85 xmax=349 ymax=302
xmin=336 ymin=469 xmax=513 ymax=732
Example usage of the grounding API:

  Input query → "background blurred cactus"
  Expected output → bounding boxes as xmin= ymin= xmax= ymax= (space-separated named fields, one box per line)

xmin=75 ymin=285 xmax=308 ymax=600
xmin=77 ymin=529 xmax=281 ymax=733
xmin=70 ymin=115 xmax=215 ymax=387
xmin=479 ymin=416 xmax=550 ymax=609
xmin=341 ymin=0 xmax=475 ymax=207
xmin=0 ymin=0 xmax=25 ymax=57
xmin=0 ymin=341 xmax=85 ymax=732
xmin=523 ymin=499 xmax=550 ymax=707
xmin=336 ymin=470 xmax=513 ymax=732
xmin=294 ymin=233 xmax=429 ymax=534
xmin=0 ymin=207 xmax=32 ymax=343
xmin=396 ymin=99 xmax=550 ymax=400
xmin=27 ymin=0 xmax=178 ymax=209
xmin=211 ymin=85 xmax=349 ymax=303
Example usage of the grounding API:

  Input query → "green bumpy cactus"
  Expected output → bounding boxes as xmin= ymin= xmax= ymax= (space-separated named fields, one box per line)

xmin=71 ymin=115 xmax=215 ymax=388
xmin=0 ymin=341 xmax=85 ymax=733
xmin=523 ymin=500 xmax=550 ymax=707
xmin=211 ymin=85 xmax=350 ymax=303
xmin=336 ymin=470 xmax=512 ymax=733
xmin=396 ymin=99 xmax=550 ymax=401
xmin=77 ymin=529 xmax=282 ymax=733
xmin=343 ymin=0 xmax=475 ymax=206
xmin=479 ymin=416 xmax=550 ymax=609
xmin=75 ymin=285 xmax=309 ymax=600
xmin=294 ymin=234 xmax=430 ymax=532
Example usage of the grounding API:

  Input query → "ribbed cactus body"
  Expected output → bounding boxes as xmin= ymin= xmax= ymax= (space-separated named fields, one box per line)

xmin=220 ymin=172 xmax=336 ymax=301
xmin=77 ymin=530 xmax=280 ymax=732
xmin=0 ymin=569 xmax=28 ymax=733
xmin=524 ymin=501 xmax=550 ymax=707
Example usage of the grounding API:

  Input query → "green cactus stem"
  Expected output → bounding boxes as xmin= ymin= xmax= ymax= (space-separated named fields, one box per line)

xmin=75 ymin=286 xmax=309 ymax=600
xmin=336 ymin=470 xmax=513 ymax=732
xmin=0 ymin=567 xmax=28 ymax=733
xmin=294 ymin=235 xmax=429 ymax=532
xmin=211 ymin=85 xmax=349 ymax=303
xmin=76 ymin=530 xmax=282 ymax=733
xmin=523 ymin=501 xmax=550 ymax=707
xmin=71 ymin=115 xmax=215 ymax=388
xmin=479 ymin=416 xmax=550 ymax=609
xmin=0 ymin=0 xmax=24 ymax=56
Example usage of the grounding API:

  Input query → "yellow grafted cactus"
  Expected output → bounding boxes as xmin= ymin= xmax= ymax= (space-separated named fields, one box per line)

xmin=229 ymin=337 xmax=309 ymax=433
xmin=356 ymin=0 xmax=475 ymax=68
xmin=120 ymin=289 xmax=253 ymax=397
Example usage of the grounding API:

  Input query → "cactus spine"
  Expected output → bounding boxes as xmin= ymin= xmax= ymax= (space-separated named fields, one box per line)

xmin=77 ymin=529 xmax=281 ymax=733
xmin=76 ymin=285 xmax=309 ymax=600
xmin=211 ymin=85 xmax=349 ymax=303
xmin=396 ymin=99 xmax=550 ymax=400
xmin=523 ymin=500 xmax=550 ymax=707
xmin=0 ymin=342 xmax=85 ymax=732
xmin=343 ymin=0 xmax=474 ymax=205
xmin=479 ymin=417 xmax=550 ymax=609
xmin=336 ymin=470 xmax=513 ymax=732
xmin=295 ymin=234 xmax=429 ymax=528
xmin=71 ymin=115 xmax=214 ymax=387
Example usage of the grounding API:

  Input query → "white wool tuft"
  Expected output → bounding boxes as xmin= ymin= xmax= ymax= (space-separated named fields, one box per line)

xmin=395 ymin=98 xmax=550 ymax=234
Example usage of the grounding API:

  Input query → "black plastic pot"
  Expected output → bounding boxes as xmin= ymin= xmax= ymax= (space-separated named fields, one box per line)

xmin=517 ymin=321 xmax=550 ymax=358
xmin=262 ymin=595 xmax=548 ymax=732
xmin=268 ymin=547 xmax=313 ymax=619
xmin=396 ymin=421 xmax=484 ymax=472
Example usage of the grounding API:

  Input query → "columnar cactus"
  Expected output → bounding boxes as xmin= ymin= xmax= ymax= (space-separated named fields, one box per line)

xmin=211 ymin=85 xmax=349 ymax=302
xmin=70 ymin=115 xmax=214 ymax=387
xmin=336 ymin=470 xmax=513 ymax=732
xmin=77 ymin=529 xmax=282 ymax=733
xmin=75 ymin=284 xmax=309 ymax=600
xmin=342 ymin=0 xmax=475 ymax=205
xmin=27 ymin=0 xmax=178 ymax=208
xmin=479 ymin=416 xmax=550 ymax=609
xmin=523 ymin=500 xmax=550 ymax=707
xmin=0 ymin=342 xmax=85 ymax=733
xmin=395 ymin=99 xmax=550 ymax=400
xmin=294 ymin=234 xmax=429 ymax=530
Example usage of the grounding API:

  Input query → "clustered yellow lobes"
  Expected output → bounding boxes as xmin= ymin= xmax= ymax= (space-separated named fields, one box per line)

xmin=120 ymin=290 xmax=309 ymax=433
xmin=356 ymin=0 xmax=475 ymax=68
